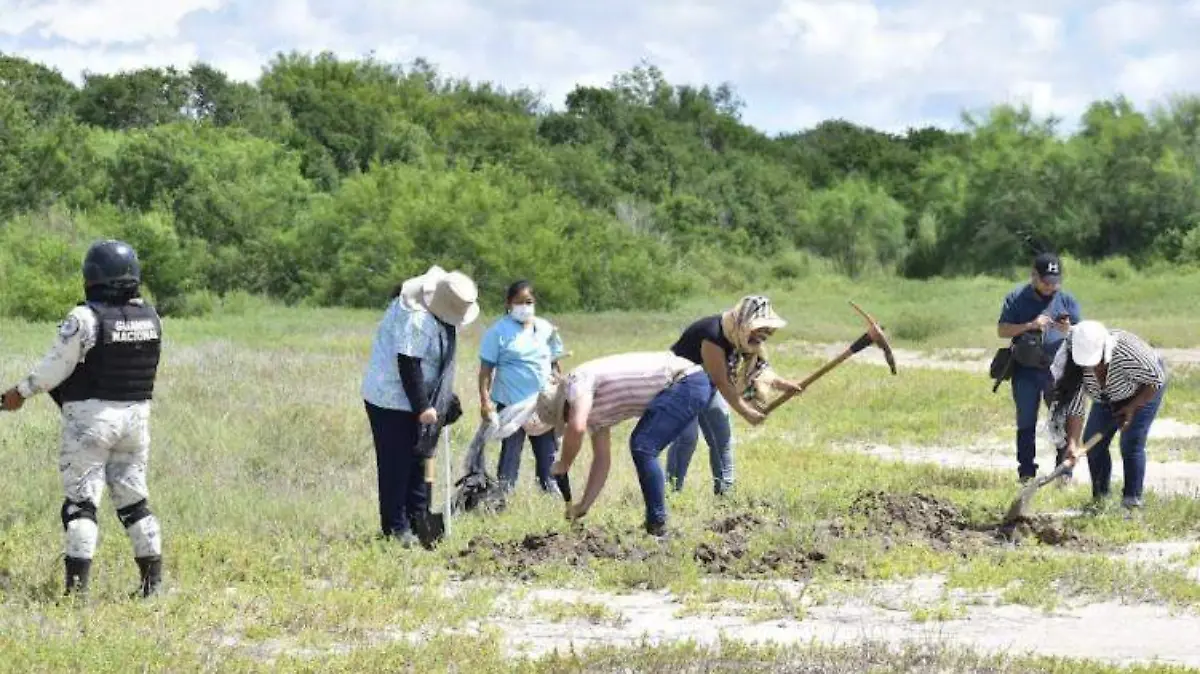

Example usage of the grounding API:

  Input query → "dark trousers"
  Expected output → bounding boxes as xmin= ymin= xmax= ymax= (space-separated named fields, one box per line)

xmin=1083 ymin=382 xmax=1166 ymax=501
xmin=364 ymin=401 xmax=430 ymax=536
xmin=1011 ymin=365 xmax=1069 ymax=478
xmin=630 ymin=372 xmax=715 ymax=527
xmin=495 ymin=402 xmax=558 ymax=492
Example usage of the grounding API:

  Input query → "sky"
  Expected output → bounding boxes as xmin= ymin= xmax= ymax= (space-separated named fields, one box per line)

xmin=3 ymin=0 xmax=1200 ymax=136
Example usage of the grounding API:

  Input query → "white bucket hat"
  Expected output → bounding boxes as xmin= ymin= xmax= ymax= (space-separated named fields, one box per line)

xmin=399 ymin=265 xmax=480 ymax=327
xmin=1069 ymin=320 xmax=1114 ymax=367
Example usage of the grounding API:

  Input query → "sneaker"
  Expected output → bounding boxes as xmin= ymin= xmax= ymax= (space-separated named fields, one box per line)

xmin=383 ymin=530 xmax=418 ymax=548
xmin=645 ymin=520 xmax=668 ymax=537
xmin=1019 ymin=475 xmax=1035 ymax=485
xmin=1121 ymin=496 xmax=1144 ymax=510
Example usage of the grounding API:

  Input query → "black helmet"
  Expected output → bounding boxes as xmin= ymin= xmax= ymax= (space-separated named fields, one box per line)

xmin=82 ymin=239 xmax=141 ymax=287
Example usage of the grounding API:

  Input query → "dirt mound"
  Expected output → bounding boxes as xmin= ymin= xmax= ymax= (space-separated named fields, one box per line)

xmin=692 ymin=512 xmax=833 ymax=580
xmin=996 ymin=515 xmax=1088 ymax=547
xmin=845 ymin=490 xmax=1092 ymax=551
xmin=452 ymin=528 xmax=665 ymax=580
xmin=707 ymin=512 xmax=769 ymax=535
xmin=847 ymin=491 xmax=968 ymax=548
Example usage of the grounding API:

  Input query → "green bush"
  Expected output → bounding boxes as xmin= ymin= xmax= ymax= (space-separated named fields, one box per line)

xmin=0 ymin=209 xmax=94 ymax=321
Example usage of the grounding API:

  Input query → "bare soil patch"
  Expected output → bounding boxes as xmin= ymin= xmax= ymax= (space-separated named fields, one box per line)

xmin=692 ymin=512 xmax=832 ymax=580
xmin=840 ymin=490 xmax=1097 ymax=551
xmin=451 ymin=528 xmax=667 ymax=580
xmin=450 ymin=491 xmax=1099 ymax=583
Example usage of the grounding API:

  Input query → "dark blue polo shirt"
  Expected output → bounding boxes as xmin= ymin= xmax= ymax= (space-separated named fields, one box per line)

xmin=998 ymin=283 xmax=1082 ymax=362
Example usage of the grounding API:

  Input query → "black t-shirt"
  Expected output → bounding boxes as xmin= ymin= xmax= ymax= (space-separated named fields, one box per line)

xmin=671 ymin=315 xmax=735 ymax=366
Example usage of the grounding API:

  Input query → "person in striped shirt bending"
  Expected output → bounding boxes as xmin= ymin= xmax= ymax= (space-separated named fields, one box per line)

xmin=1052 ymin=320 xmax=1168 ymax=509
xmin=538 ymin=348 xmax=800 ymax=536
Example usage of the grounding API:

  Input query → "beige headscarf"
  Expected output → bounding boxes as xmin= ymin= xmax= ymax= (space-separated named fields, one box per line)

xmin=719 ymin=295 xmax=788 ymax=402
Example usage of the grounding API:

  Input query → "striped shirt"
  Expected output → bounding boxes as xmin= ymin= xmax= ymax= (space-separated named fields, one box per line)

xmin=565 ymin=352 xmax=703 ymax=432
xmin=1061 ymin=330 xmax=1167 ymax=417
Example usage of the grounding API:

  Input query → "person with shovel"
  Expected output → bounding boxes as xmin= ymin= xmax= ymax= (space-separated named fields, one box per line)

xmin=478 ymin=280 xmax=567 ymax=496
xmin=1051 ymin=320 xmax=1168 ymax=511
xmin=996 ymin=252 xmax=1082 ymax=483
xmin=665 ymin=295 xmax=802 ymax=495
xmin=361 ymin=265 xmax=477 ymax=547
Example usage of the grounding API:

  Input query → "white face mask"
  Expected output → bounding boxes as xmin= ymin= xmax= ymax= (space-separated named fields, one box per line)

xmin=509 ymin=303 xmax=535 ymax=323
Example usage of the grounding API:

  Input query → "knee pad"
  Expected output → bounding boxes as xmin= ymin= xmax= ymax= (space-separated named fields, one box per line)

xmin=116 ymin=499 xmax=152 ymax=529
xmin=62 ymin=500 xmax=100 ymax=559
xmin=119 ymin=500 xmax=161 ymax=557
xmin=61 ymin=499 xmax=97 ymax=531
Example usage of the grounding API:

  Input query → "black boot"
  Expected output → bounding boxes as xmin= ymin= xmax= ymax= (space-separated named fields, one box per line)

xmin=135 ymin=555 xmax=162 ymax=598
xmin=64 ymin=556 xmax=91 ymax=597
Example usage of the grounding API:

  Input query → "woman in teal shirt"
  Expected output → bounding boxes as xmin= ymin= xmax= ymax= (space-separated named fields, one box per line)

xmin=478 ymin=280 xmax=566 ymax=493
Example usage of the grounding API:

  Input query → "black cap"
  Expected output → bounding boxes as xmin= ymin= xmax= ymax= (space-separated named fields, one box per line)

xmin=1034 ymin=252 xmax=1062 ymax=284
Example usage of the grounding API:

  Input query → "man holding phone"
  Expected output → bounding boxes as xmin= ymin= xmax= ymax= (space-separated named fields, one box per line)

xmin=997 ymin=252 xmax=1083 ymax=482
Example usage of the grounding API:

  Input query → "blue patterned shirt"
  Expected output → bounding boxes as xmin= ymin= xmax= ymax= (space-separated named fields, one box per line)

xmin=361 ymin=298 xmax=450 ymax=412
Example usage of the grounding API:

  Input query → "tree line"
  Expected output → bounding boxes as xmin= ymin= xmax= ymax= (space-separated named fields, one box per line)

xmin=2 ymin=51 xmax=1199 ymax=321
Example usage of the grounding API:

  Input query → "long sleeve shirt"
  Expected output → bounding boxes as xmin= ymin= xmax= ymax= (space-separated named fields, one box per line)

xmin=1059 ymin=329 xmax=1166 ymax=418
xmin=15 ymin=306 xmax=98 ymax=398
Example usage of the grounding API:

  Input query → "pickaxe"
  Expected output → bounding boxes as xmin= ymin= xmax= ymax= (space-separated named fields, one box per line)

xmin=760 ymin=301 xmax=897 ymax=415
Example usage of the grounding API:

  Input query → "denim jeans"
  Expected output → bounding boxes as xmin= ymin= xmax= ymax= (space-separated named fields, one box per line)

xmin=665 ymin=388 xmax=734 ymax=494
xmin=495 ymin=403 xmax=558 ymax=492
xmin=1083 ymin=381 xmax=1167 ymax=501
xmin=1011 ymin=365 xmax=1068 ymax=478
xmin=363 ymin=401 xmax=430 ymax=537
xmin=629 ymin=372 xmax=714 ymax=528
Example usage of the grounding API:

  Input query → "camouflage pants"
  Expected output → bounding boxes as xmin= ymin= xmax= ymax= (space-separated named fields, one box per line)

xmin=59 ymin=400 xmax=161 ymax=559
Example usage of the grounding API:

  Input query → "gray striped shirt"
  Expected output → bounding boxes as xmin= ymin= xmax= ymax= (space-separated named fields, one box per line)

xmin=1062 ymin=330 xmax=1167 ymax=417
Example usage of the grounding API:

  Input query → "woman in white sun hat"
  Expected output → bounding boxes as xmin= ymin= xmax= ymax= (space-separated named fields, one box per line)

xmin=361 ymin=265 xmax=479 ymax=545
xmin=1051 ymin=320 xmax=1168 ymax=510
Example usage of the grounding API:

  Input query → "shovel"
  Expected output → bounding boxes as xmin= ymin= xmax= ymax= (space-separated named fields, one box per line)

xmin=413 ymin=427 xmax=453 ymax=549
xmin=1001 ymin=425 xmax=1112 ymax=525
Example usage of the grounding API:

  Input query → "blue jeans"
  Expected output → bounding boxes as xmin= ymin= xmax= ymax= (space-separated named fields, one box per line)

xmin=1083 ymin=382 xmax=1166 ymax=501
xmin=1011 ymin=365 xmax=1068 ymax=478
xmin=630 ymin=372 xmax=714 ymax=528
xmin=495 ymin=403 xmax=558 ymax=492
xmin=666 ymin=389 xmax=734 ymax=494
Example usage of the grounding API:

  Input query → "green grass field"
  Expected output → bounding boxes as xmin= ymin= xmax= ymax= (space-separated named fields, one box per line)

xmin=2 ymin=265 xmax=1200 ymax=672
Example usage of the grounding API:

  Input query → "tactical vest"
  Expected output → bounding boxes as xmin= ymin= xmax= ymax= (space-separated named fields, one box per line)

xmin=51 ymin=301 xmax=162 ymax=405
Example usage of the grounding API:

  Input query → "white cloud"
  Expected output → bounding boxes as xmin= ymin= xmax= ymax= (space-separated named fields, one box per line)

xmin=1 ymin=0 xmax=1199 ymax=134
xmin=0 ymin=0 xmax=225 ymax=44
xmin=1087 ymin=1 xmax=1166 ymax=48
xmin=1116 ymin=52 xmax=1197 ymax=102
xmin=1018 ymin=13 xmax=1062 ymax=53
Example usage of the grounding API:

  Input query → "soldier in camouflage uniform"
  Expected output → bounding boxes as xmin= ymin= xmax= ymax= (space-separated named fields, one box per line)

xmin=2 ymin=240 xmax=165 ymax=598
